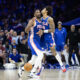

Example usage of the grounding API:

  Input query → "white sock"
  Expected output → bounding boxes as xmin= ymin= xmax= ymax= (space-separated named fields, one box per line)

xmin=55 ymin=53 xmax=63 ymax=66
xmin=63 ymin=49 xmax=69 ymax=65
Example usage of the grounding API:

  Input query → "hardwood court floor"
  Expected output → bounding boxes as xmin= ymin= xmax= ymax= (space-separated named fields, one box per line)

xmin=0 ymin=69 xmax=80 ymax=80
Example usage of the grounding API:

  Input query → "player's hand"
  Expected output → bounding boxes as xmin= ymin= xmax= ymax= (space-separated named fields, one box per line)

xmin=36 ymin=30 xmax=44 ymax=37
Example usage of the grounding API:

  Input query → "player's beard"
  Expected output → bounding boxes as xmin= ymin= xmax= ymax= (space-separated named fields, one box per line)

xmin=37 ymin=16 xmax=41 ymax=19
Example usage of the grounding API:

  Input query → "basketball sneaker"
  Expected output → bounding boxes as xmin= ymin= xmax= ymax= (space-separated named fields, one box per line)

xmin=61 ymin=65 xmax=66 ymax=72
xmin=18 ymin=67 xmax=24 ymax=78
xmin=36 ymin=66 xmax=44 ymax=76
xmin=28 ymin=72 xmax=39 ymax=78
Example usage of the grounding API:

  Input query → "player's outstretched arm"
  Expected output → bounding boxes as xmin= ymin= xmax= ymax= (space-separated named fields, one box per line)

xmin=48 ymin=17 xmax=55 ymax=33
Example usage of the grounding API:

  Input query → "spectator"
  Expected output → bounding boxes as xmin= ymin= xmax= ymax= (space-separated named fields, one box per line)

xmin=0 ymin=30 xmax=4 ymax=41
xmin=3 ymin=40 xmax=12 ymax=63
xmin=19 ymin=31 xmax=26 ymax=43
xmin=4 ymin=40 xmax=12 ymax=54
xmin=9 ymin=48 xmax=24 ymax=68
xmin=11 ymin=40 xmax=18 ymax=51
xmin=4 ymin=23 xmax=10 ymax=31
xmin=67 ymin=25 xmax=80 ymax=66
xmin=1 ymin=30 xmax=7 ymax=44
xmin=9 ymin=29 xmax=14 ymax=37
xmin=18 ymin=38 xmax=28 ymax=62
xmin=12 ymin=31 xmax=19 ymax=44
xmin=0 ymin=41 xmax=6 ymax=64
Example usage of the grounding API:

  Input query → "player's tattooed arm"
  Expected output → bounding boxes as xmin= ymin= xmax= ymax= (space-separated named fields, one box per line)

xmin=48 ymin=17 xmax=55 ymax=33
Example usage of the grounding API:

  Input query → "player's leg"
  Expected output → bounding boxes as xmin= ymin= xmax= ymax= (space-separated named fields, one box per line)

xmin=50 ymin=46 xmax=66 ymax=72
xmin=18 ymin=39 xmax=37 ymax=78
xmin=56 ymin=45 xmax=62 ymax=57
xmin=30 ymin=53 xmax=43 ymax=75
xmin=47 ymin=37 xmax=66 ymax=72
xmin=28 ymin=55 xmax=37 ymax=65
xmin=61 ymin=45 xmax=69 ymax=65
xmin=21 ymin=55 xmax=37 ymax=71
xmin=62 ymin=49 xmax=69 ymax=65
xmin=29 ymin=39 xmax=44 ymax=78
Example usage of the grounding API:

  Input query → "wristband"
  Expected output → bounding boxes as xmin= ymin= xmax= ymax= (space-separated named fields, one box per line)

xmin=44 ymin=30 xmax=49 ymax=33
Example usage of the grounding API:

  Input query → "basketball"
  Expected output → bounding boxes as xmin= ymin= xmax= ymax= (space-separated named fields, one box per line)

xmin=24 ymin=63 xmax=32 ymax=72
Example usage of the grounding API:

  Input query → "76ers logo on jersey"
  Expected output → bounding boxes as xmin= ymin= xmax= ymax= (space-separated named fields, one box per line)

xmin=37 ymin=25 xmax=43 ymax=30
xmin=42 ymin=22 xmax=48 ymax=26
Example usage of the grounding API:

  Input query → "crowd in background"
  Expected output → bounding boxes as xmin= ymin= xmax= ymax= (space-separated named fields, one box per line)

xmin=0 ymin=29 xmax=32 ymax=67
xmin=0 ymin=0 xmax=80 ymax=29
xmin=0 ymin=0 xmax=80 ymax=68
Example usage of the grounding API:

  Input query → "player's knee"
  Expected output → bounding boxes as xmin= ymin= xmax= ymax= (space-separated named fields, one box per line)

xmin=51 ymin=46 xmax=56 ymax=52
xmin=50 ymin=46 xmax=56 ymax=56
xmin=38 ymin=53 xmax=44 ymax=60
xmin=28 ymin=55 xmax=37 ymax=65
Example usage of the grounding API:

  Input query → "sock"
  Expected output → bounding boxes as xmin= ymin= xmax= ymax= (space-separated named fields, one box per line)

xmin=55 ymin=53 xmax=63 ymax=66
xmin=63 ymin=49 xmax=69 ymax=65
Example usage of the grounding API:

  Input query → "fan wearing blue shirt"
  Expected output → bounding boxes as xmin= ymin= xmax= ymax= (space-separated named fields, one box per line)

xmin=54 ymin=21 xmax=69 ymax=65
xmin=9 ymin=48 xmax=24 ymax=68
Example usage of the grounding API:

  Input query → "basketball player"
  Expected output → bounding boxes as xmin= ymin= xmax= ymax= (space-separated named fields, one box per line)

xmin=37 ymin=6 xmax=66 ymax=72
xmin=18 ymin=9 xmax=44 ymax=78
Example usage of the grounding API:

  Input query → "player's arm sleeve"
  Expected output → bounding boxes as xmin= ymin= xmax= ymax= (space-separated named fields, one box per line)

xmin=48 ymin=17 xmax=55 ymax=33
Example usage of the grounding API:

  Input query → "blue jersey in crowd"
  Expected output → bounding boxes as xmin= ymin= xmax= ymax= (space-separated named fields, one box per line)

xmin=9 ymin=53 xmax=22 ymax=62
xmin=54 ymin=27 xmax=67 ymax=51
